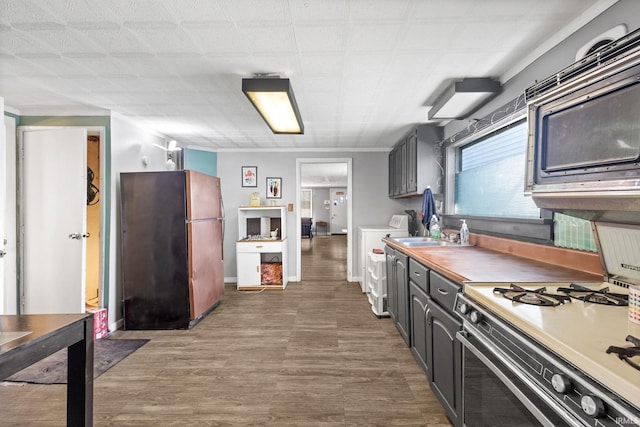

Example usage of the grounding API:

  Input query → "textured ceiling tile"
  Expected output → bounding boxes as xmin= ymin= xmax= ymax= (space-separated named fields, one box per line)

xmin=11 ymin=22 xmax=65 ymax=31
xmin=345 ymin=23 xmax=403 ymax=52
xmin=101 ymin=0 xmax=176 ymax=23
xmin=228 ymin=0 xmax=289 ymax=23
xmin=0 ymin=29 xmax=57 ymax=55
xmin=71 ymin=57 xmax=134 ymax=77
xmin=184 ymin=26 xmax=251 ymax=54
xmin=347 ymin=0 xmax=411 ymax=21
xmin=123 ymin=27 xmax=200 ymax=54
xmin=33 ymin=0 xmax=118 ymax=23
xmin=343 ymin=53 xmax=388 ymax=76
xmin=387 ymin=52 xmax=440 ymax=75
xmin=0 ymin=57 xmax=53 ymax=77
xmin=73 ymin=28 xmax=154 ymax=54
xmin=299 ymin=53 xmax=343 ymax=75
xmin=400 ymin=21 xmax=461 ymax=50
xmin=20 ymin=29 xmax=107 ymax=55
xmin=289 ymin=0 xmax=346 ymax=21
xmin=161 ymin=0 xmax=232 ymax=22
xmin=294 ymin=24 xmax=344 ymax=52
xmin=240 ymin=24 xmax=297 ymax=53
xmin=15 ymin=56 xmax=90 ymax=76
xmin=450 ymin=21 xmax=520 ymax=50
xmin=408 ymin=0 xmax=475 ymax=19
xmin=0 ymin=0 xmax=62 ymax=23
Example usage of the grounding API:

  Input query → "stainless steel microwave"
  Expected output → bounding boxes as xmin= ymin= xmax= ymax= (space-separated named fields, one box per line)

xmin=525 ymin=29 xmax=640 ymax=224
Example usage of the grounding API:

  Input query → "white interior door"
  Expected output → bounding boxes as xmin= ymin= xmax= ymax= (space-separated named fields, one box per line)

xmin=330 ymin=187 xmax=348 ymax=234
xmin=0 ymin=98 xmax=5 ymax=314
xmin=21 ymin=127 xmax=87 ymax=314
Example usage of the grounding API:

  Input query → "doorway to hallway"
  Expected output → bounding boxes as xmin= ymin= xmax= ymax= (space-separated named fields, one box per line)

xmin=296 ymin=158 xmax=353 ymax=282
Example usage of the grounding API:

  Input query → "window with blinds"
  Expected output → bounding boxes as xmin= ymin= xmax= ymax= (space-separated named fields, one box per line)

xmin=454 ymin=120 xmax=540 ymax=218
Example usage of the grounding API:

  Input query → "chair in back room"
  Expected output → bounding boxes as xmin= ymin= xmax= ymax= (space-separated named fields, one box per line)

xmin=301 ymin=217 xmax=313 ymax=239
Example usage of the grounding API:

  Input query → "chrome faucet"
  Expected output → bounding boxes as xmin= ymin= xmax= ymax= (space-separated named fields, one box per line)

xmin=440 ymin=230 xmax=459 ymax=243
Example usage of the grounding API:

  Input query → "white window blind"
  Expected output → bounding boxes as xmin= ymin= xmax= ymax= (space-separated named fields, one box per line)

xmin=454 ymin=120 xmax=540 ymax=218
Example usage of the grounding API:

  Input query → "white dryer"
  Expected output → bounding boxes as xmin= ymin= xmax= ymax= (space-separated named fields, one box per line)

xmin=357 ymin=214 xmax=409 ymax=292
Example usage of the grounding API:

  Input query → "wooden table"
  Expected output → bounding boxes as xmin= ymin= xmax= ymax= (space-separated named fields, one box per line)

xmin=0 ymin=313 xmax=94 ymax=426
xmin=316 ymin=221 xmax=328 ymax=236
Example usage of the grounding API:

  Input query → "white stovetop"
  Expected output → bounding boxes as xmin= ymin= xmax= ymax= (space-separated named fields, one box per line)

xmin=464 ymin=282 xmax=640 ymax=411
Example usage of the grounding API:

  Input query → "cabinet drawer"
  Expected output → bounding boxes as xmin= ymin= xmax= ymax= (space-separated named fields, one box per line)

xmin=429 ymin=270 xmax=461 ymax=312
xmin=236 ymin=241 xmax=282 ymax=253
xmin=409 ymin=258 xmax=429 ymax=293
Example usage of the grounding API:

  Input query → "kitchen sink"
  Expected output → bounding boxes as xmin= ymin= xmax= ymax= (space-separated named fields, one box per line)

xmin=390 ymin=236 xmax=471 ymax=247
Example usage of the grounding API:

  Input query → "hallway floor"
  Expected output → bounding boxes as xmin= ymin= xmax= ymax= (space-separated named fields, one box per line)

xmin=0 ymin=235 xmax=452 ymax=426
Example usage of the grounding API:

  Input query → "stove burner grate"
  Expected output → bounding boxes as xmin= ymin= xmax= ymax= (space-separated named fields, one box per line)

xmin=606 ymin=335 xmax=640 ymax=371
xmin=493 ymin=284 xmax=571 ymax=307
xmin=557 ymin=283 xmax=628 ymax=306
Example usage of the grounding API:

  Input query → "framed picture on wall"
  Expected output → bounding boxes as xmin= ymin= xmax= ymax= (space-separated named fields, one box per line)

xmin=241 ymin=166 xmax=257 ymax=187
xmin=266 ymin=177 xmax=282 ymax=199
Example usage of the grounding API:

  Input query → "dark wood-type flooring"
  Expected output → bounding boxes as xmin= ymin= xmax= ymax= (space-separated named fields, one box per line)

xmin=0 ymin=235 xmax=452 ymax=426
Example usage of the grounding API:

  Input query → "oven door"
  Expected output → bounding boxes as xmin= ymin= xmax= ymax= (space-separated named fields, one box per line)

xmin=457 ymin=330 xmax=581 ymax=427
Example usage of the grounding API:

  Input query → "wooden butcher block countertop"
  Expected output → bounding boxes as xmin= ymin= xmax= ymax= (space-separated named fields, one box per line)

xmin=383 ymin=233 xmax=604 ymax=284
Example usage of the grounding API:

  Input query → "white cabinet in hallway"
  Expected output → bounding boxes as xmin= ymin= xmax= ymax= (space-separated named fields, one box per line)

xmin=236 ymin=206 xmax=288 ymax=290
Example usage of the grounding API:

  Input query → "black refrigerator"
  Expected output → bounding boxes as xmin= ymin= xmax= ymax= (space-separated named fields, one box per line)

xmin=120 ymin=170 xmax=225 ymax=329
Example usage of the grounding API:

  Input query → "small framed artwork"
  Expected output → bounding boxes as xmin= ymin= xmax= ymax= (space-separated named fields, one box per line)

xmin=266 ymin=177 xmax=282 ymax=199
xmin=241 ymin=166 xmax=257 ymax=187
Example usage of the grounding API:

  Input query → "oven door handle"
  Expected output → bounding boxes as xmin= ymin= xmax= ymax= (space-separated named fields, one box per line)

xmin=456 ymin=331 xmax=582 ymax=427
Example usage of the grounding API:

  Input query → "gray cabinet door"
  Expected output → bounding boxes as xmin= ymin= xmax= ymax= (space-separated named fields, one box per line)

xmin=385 ymin=246 xmax=410 ymax=346
xmin=388 ymin=149 xmax=395 ymax=197
xmin=406 ymin=130 xmax=418 ymax=193
xmin=385 ymin=246 xmax=397 ymax=321
xmin=410 ymin=281 xmax=429 ymax=376
xmin=394 ymin=144 xmax=403 ymax=195
xmin=395 ymin=251 xmax=410 ymax=346
xmin=427 ymin=300 xmax=462 ymax=426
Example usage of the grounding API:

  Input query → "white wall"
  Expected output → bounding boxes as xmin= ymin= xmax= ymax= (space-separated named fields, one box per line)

xmin=108 ymin=113 xmax=167 ymax=330
xmin=306 ymin=187 xmax=330 ymax=226
xmin=217 ymin=150 xmax=407 ymax=281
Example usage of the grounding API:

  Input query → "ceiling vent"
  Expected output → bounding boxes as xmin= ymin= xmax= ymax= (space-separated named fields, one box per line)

xmin=575 ymin=24 xmax=627 ymax=61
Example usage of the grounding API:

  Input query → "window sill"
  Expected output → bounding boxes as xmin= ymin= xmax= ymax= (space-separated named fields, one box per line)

xmin=442 ymin=214 xmax=553 ymax=245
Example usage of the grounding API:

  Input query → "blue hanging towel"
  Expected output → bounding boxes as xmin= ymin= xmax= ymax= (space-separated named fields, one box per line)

xmin=421 ymin=187 xmax=437 ymax=229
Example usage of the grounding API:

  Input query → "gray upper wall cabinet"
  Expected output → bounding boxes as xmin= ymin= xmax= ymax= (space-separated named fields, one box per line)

xmin=388 ymin=125 xmax=443 ymax=198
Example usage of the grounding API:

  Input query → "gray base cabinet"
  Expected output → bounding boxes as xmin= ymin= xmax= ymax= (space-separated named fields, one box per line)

xmin=427 ymin=271 xmax=463 ymax=427
xmin=385 ymin=246 xmax=410 ymax=346
xmin=386 ymin=248 xmax=463 ymax=426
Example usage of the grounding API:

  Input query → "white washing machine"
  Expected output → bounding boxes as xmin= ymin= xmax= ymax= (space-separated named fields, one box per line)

xmin=357 ymin=214 xmax=409 ymax=292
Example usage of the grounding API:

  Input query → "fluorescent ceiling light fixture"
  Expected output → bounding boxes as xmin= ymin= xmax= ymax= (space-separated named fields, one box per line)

xmin=242 ymin=77 xmax=304 ymax=134
xmin=428 ymin=78 xmax=501 ymax=120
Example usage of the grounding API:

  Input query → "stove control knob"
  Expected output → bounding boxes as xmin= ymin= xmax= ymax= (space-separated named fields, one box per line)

xmin=581 ymin=395 xmax=605 ymax=418
xmin=551 ymin=374 xmax=572 ymax=394
xmin=459 ymin=303 xmax=469 ymax=315
xmin=469 ymin=310 xmax=482 ymax=324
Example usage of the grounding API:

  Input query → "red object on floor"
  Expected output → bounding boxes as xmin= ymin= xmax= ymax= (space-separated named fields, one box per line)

xmin=88 ymin=308 xmax=108 ymax=340
xmin=372 ymin=248 xmax=384 ymax=254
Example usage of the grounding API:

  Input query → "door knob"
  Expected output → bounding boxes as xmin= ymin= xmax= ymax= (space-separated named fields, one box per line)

xmin=69 ymin=233 xmax=90 ymax=240
xmin=0 ymin=249 xmax=6 ymax=258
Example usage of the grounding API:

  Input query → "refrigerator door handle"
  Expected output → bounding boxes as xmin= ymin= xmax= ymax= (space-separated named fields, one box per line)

xmin=220 ymin=194 xmax=225 ymax=260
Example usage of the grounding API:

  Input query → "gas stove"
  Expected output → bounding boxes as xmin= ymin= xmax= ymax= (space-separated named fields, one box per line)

xmin=459 ymin=280 xmax=640 ymax=425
